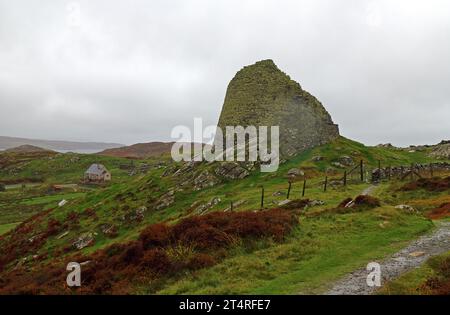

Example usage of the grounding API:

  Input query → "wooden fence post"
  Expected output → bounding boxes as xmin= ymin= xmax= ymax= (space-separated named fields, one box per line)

xmin=302 ymin=179 xmax=306 ymax=197
xmin=287 ymin=181 xmax=292 ymax=199
xmin=388 ymin=166 xmax=391 ymax=180
xmin=360 ymin=160 xmax=364 ymax=182
xmin=410 ymin=163 xmax=414 ymax=181
xmin=430 ymin=164 xmax=433 ymax=177
xmin=260 ymin=187 xmax=264 ymax=209
xmin=230 ymin=201 xmax=233 ymax=211
xmin=324 ymin=176 xmax=328 ymax=192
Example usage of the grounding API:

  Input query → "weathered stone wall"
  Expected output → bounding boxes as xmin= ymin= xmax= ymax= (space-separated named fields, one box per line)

xmin=216 ymin=59 xmax=339 ymax=157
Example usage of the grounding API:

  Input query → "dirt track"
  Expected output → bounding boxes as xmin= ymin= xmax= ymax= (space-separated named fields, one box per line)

xmin=326 ymin=221 xmax=450 ymax=295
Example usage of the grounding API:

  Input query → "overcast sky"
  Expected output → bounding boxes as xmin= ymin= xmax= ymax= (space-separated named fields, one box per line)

xmin=0 ymin=0 xmax=449 ymax=146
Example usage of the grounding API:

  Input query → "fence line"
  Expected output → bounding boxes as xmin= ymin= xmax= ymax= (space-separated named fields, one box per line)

xmin=230 ymin=161 xmax=450 ymax=210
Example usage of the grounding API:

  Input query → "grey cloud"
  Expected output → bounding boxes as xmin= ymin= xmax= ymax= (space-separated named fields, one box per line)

xmin=0 ymin=0 xmax=449 ymax=146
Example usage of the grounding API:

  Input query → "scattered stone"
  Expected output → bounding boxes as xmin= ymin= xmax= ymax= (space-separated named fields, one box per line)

xmin=409 ymin=251 xmax=425 ymax=257
xmin=376 ymin=143 xmax=394 ymax=148
xmin=100 ymin=224 xmax=118 ymax=237
xmin=287 ymin=168 xmax=304 ymax=177
xmin=193 ymin=170 xmax=219 ymax=191
xmin=278 ymin=199 xmax=292 ymax=206
xmin=308 ymin=199 xmax=325 ymax=207
xmin=223 ymin=199 xmax=246 ymax=212
xmin=338 ymin=155 xmax=354 ymax=166
xmin=329 ymin=179 xmax=343 ymax=187
xmin=58 ymin=199 xmax=67 ymax=207
xmin=195 ymin=197 xmax=221 ymax=215
xmin=395 ymin=204 xmax=417 ymax=213
xmin=429 ymin=143 xmax=450 ymax=160
xmin=272 ymin=190 xmax=284 ymax=196
xmin=161 ymin=166 xmax=177 ymax=177
xmin=72 ymin=232 xmax=95 ymax=250
xmin=155 ymin=192 xmax=175 ymax=210
xmin=331 ymin=161 xmax=346 ymax=168
xmin=312 ymin=156 xmax=324 ymax=162
xmin=123 ymin=206 xmax=148 ymax=222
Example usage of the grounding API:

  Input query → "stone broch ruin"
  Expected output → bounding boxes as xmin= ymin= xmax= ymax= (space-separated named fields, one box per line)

xmin=216 ymin=59 xmax=339 ymax=157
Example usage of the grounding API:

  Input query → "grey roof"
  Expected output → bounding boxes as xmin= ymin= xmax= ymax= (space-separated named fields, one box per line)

xmin=85 ymin=163 xmax=109 ymax=175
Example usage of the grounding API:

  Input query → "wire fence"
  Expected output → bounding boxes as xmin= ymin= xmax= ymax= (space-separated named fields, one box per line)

xmin=227 ymin=161 xmax=450 ymax=210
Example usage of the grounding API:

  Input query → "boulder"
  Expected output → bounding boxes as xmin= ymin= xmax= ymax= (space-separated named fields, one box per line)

xmin=409 ymin=251 xmax=425 ymax=257
xmin=331 ymin=161 xmax=346 ymax=168
xmin=123 ymin=206 xmax=148 ymax=222
xmin=308 ymin=199 xmax=325 ymax=207
xmin=338 ymin=155 xmax=354 ymax=166
xmin=312 ymin=156 xmax=324 ymax=162
xmin=193 ymin=170 xmax=219 ymax=191
xmin=195 ymin=197 xmax=221 ymax=215
xmin=100 ymin=224 xmax=118 ymax=237
xmin=395 ymin=204 xmax=417 ymax=213
xmin=72 ymin=232 xmax=95 ymax=250
xmin=155 ymin=192 xmax=175 ymax=210
xmin=287 ymin=168 xmax=304 ymax=177
xmin=278 ymin=199 xmax=292 ymax=206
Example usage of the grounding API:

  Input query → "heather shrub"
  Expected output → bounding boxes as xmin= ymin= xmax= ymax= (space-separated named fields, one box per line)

xmin=353 ymin=195 xmax=381 ymax=208
xmin=139 ymin=249 xmax=171 ymax=274
xmin=139 ymin=223 xmax=171 ymax=249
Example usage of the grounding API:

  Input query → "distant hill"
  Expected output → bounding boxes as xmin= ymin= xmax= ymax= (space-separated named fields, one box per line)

xmin=0 ymin=136 xmax=123 ymax=153
xmin=4 ymin=145 xmax=54 ymax=154
xmin=99 ymin=142 xmax=175 ymax=158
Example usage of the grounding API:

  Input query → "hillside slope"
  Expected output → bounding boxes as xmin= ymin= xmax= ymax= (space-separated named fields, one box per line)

xmin=0 ymin=136 xmax=123 ymax=153
xmin=99 ymin=142 xmax=175 ymax=159
xmin=0 ymin=136 xmax=448 ymax=294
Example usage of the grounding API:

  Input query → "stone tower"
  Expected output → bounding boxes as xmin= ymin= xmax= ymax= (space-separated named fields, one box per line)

xmin=216 ymin=59 xmax=339 ymax=157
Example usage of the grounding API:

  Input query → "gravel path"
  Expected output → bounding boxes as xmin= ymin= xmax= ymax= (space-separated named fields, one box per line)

xmin=326 ymin=221 xmax=450 ymax=295
xmin=361 ymin=185 xmax=377 ymax=196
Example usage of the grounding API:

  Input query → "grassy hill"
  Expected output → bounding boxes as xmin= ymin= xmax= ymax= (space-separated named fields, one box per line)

xmin=0 ymin=136 xmax=448 ymax=294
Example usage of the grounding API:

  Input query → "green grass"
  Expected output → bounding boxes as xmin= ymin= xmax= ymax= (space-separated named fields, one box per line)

xmin=0 ymin=222 xmax=20 ymax=236
xmin=19 ymin=192 xmax=86 ymax=206
xmin=155 ymin=206 xmax=433 ymax=294
xmin=0 ymin=136 xmax=447 ymax=294
xmin=377 ymin=251 xmax=450 ymax=295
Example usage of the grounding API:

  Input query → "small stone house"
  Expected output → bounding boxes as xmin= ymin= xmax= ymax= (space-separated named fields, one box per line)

xmin=84 ymin=163 xmax=111 ymax=182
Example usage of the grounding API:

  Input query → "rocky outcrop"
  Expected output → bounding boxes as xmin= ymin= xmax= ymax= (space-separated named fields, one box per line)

xmin=72 ymin=232 xmax=95 ymax=250
xmin=216 ymin=59 xmax=339 ymax=157
xmin=430 ymin=143 xmax=450 ymax=160
xmin=214 ymin=162 xmax=250 ymax=180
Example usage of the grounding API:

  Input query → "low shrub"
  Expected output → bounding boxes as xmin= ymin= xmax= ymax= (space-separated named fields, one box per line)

xmin=139 ymin=223 xmax=171 ymax=249
xmin=139 ymin=249 xmax=171 ymax=274
xmin=400 ymin=176 xmax=450 ymax=192
xmin=186 ymin=253 xmax=216 ymax=270
xmin=353 ymin=195 xmax=381 ymax=208
xmin=420 ymin=256 xmax=450 ymax=295
xmin=0 ymin=208 xmax=297 ymax=294
xmin=280 ymin=199 xmax=310 ymax=210
xmin=426 ymin=203 xmax=450 ymax=220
